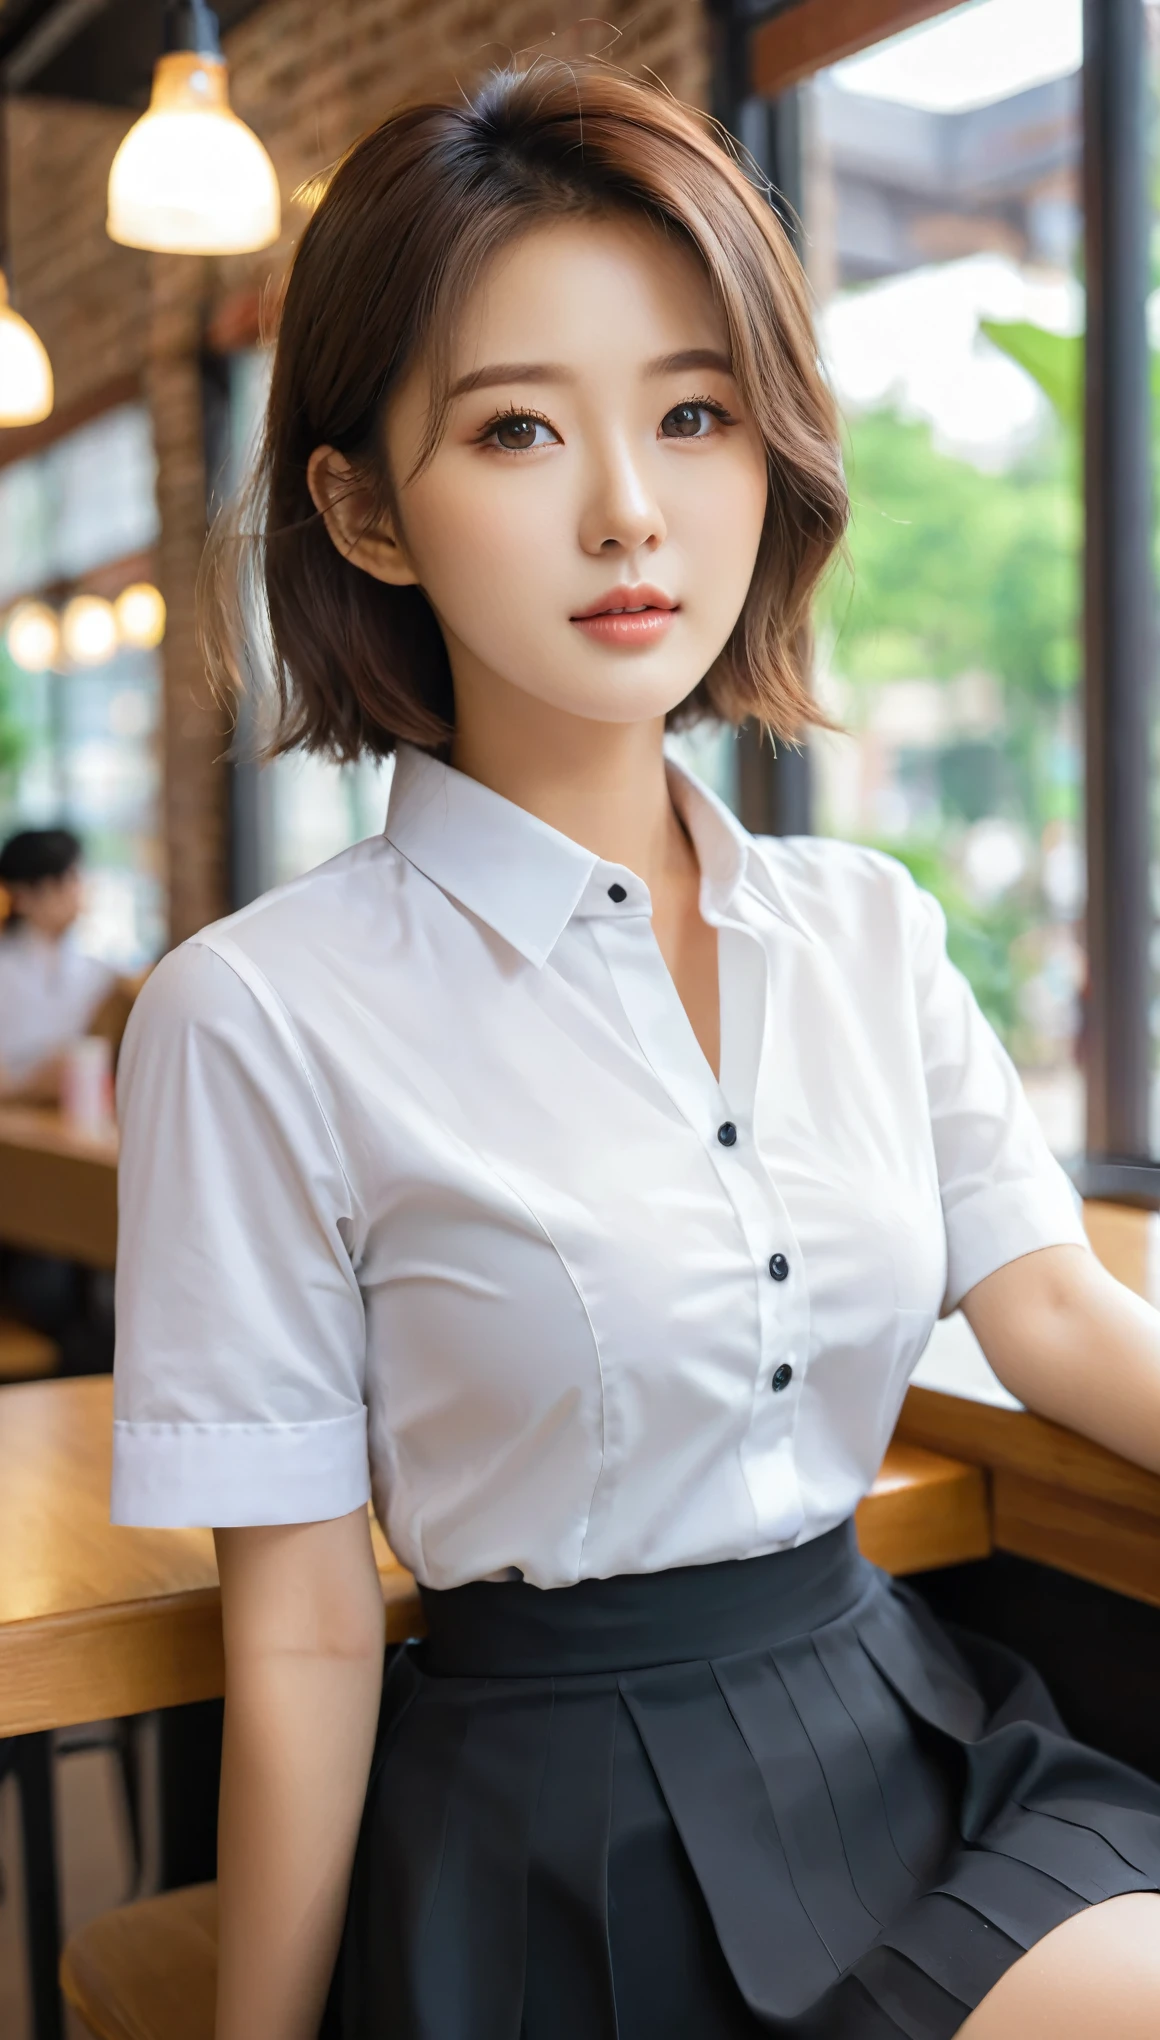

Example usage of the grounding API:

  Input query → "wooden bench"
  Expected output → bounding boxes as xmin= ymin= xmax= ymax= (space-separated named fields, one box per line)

xmin=57 ymin=1438 xmax=987 ymax=2038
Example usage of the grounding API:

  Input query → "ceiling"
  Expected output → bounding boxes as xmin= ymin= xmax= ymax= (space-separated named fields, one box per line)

xmin=1 ymin=0 xmax=806 ymax=105
xmin=0 ymin=0 xmax=268 ymax=106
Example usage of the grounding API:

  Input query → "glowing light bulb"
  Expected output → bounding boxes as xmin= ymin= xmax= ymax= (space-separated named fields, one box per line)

xmin=106 ymin=50 xmax=280 ymax=255
xmin=62 ymin=595 xmax=118 ymax=667
xmin=5 ymin=601 xmax=60 ymax=672
xmin=114 ymin=582 xmax=167 ymax=650
xmin=0 ymin=274 xmax=53 ymax=427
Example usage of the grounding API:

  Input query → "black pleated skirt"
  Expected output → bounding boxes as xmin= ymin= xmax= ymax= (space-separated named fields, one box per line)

xmin=323 ymin=1522 xmax=1160 ymax=2038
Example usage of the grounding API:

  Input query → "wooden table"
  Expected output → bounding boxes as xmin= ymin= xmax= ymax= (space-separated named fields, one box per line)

xmin=0 ymin=1377 xmax=421 ymax=1738
xmin=887 ymin=1194 xmax=1160 ymax=1610
xmin=0 ymin=1106 xmax=118 ymax=1270
xmin=1 ymin=1190 xmax=1155 ymax=1730
xmin=899 ymin=1371 xmax=1160 ymax=1609
xmin=0 ymin=1374 xmax=988 ymax=1740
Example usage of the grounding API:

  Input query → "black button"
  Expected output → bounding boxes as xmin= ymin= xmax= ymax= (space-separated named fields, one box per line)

xmin=717 ymin=1121 xmax=737 ymax=1147
xmin=607 ymin=883 xmax=627 ymax=903
xmin=771 ymin=1363 xmax=794 ymax=1393
xmin=768 ymin=1252 xmax=789 ymax=1282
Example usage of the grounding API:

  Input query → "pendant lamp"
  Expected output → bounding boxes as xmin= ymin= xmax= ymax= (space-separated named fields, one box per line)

xmin=0 ymin=89 xmax=53 ymax=426
xmin=0 ymin=273 xmax=53 ymax=426
xmin=107 ymin=0 xmax=280 ymax=256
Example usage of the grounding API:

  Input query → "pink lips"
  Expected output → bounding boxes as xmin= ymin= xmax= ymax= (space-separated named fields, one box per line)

xmin=570 ymin=584 xmax=679 ymax=647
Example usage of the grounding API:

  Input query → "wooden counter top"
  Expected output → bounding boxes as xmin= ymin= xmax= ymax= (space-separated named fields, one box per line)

xmin=2 ymin=1193 xmax=1155 ymax=1739
xmin=0 ymin=1376 xmax=420 ymax=1736
xmin=0 ymin=1375 xmax=988 ymax=1738
xmin=898 ymin=1379 xmax=1160 ymax=1609
xmin=0 ymin=1105 xmax=118 ymax=1269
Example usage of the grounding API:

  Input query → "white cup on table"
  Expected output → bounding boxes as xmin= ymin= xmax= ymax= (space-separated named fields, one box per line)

xmin=61 ymin=1036 xmax=114 ymax=1133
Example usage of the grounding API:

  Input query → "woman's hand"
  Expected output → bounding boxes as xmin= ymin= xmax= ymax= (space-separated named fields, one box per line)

xmin=962 ymin=1242 xmax=1160 ymax=1476
xmin=214 ymin=1506 xmax=386 ymax=2040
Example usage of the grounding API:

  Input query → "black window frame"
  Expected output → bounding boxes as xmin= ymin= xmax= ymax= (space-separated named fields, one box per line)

xmin=712 ymin=0 xmax=1160 ymax=1203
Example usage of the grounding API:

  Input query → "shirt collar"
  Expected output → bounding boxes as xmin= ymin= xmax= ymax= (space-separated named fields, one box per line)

xmin=666 ymin=754 xmax=818 ymax=944
xmin=385 ymin=742 xmax=811 ymax=966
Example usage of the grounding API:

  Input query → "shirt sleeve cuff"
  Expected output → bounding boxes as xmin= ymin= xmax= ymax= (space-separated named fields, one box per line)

xmin=942 ymin=1171 xmax=1091 ymax=1315
xmin=110 ymin=1408 xmax=370 ymax=1527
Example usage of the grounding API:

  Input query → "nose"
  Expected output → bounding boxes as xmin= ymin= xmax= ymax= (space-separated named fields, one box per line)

xmin=577 ymin=433 xmax=666 ymax=557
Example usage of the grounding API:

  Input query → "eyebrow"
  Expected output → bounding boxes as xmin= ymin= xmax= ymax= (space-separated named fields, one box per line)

xmin=446 ymin=347 xmax=736 ymax=400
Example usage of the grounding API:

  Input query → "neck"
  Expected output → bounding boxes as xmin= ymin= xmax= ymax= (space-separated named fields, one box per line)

xmin=451 ymin=670 xmax=693 ymax=893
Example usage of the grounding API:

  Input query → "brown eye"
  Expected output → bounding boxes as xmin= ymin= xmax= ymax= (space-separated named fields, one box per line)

xmin=490 ymin=414 xmax=555 ymax=451
xmin=662 ymin=403 xmax=708 ymax=439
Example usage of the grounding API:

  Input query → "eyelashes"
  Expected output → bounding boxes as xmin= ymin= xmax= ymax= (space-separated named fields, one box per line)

xmin=674 ymin=393 xmax=736 ymax=422
xmin=477 ymin=405 xmax=558 ymax=453
xmin=661 ymin=394 xmax=736 ymax=438
xmin=475 ymin=394 xmax=738 ymax=453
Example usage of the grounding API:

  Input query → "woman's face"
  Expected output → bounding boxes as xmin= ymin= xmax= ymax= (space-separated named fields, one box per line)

xmin=316 ymin=212 xmax=769 ymax=728
xmin=9 ymin=867 xmax=82 ymax=938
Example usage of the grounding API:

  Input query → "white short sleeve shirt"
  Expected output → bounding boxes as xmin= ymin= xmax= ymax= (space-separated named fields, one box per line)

xmin=0 ymin=928 xmax=114 ymax=1080
xmin=112 ymin=745 xmax=1089 ymax=1588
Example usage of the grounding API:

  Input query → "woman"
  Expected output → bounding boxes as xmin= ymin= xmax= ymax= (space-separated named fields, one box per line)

xmin=112 ymin=62 xmax=1160 ymax=2040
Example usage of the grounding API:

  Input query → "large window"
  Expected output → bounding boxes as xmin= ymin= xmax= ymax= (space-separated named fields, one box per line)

xmin=0 ymin=403 xmax=165 ymax=965
xmin=1147 ymin=0 xmax=1160 ymax=1153
xmin=797 ymin=0 xmax=1085 ymax=1159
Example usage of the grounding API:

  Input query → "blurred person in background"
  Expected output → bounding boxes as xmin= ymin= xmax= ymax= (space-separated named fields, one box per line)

xmin=0 ymin=826 xmax=123 ymax=1370
xmin=0 ymin=826 xmax=115 ymax=1104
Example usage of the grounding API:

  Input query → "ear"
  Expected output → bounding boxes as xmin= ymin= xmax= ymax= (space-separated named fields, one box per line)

xmin=306 ymin=445 xmax=420 ymax=588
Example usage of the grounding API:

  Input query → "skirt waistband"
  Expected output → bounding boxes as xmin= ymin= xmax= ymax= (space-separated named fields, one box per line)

xmin=416 ymin=1519 xmax=871 ymax=1677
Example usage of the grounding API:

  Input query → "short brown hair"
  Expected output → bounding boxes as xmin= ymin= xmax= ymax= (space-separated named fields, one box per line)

xmin=203 ymin=59 xmax=848 ymax=759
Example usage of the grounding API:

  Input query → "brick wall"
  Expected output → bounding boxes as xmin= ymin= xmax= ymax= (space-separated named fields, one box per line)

xmin=7 ymin=0 xmax=709 ymax=945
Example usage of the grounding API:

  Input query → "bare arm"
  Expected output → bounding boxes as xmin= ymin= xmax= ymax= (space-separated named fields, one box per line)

xmin=214 ymin=1506 xmax=385 ymax=2040
xmin=962 ymin=1242 xmax=1160 ymax=1475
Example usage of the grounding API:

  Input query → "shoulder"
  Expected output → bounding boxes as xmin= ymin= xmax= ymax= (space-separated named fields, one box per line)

xmin=121 ymin=837 xmax=394 ymax=1077
xmin=203 ymin=832 xmax=401 ymax=971
xmin=0 ymin=929 xmax=112 ymax=994
xmin=130 ymin=834 xmax=401 ymax=1034
xmin=748 ymin=834 xmax=931 ymax=950
xmin=0 ymin=931 xmax=31 ymax=982
xmin=118 ymin=915 xmax=353 ymax=1190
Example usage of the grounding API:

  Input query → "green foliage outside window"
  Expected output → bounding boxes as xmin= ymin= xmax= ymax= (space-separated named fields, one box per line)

xmin=0 ymin=644 xmax=28 ymax=787
xmin=816 ymin=371 xmax=1082 ymax=1053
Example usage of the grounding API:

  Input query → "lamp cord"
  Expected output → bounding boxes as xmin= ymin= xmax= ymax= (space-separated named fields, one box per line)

xmin=164 ymin=0 xmax=223 ymax=58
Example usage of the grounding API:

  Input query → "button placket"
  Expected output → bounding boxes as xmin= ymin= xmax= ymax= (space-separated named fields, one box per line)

xmin=713 ymin=924 xmax=808 ymax=1418
xmin=592 ymin=899 xmax=807 ymax=1458
xmin=758 ymin=1224 xmax=804 ymax=1405
xmin=693 ymin=916 xmax=809 ymax=1430
xmin=591 ymin=875 xmax=808 ymax=1534
xmin=715 ymin=1147 xmax=809 ymax=1524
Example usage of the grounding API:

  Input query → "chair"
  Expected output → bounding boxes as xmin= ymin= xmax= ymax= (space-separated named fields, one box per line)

xmin=0 ymin=1732 xmax=63 ymax=2040
xmin=60 ymin=1882 xmax=217 ymax=2040
xmin=0 ymin=1314 xmax=59 ymax=1380
xmin=1 ymin=1708 xmax=147 ymax=2040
